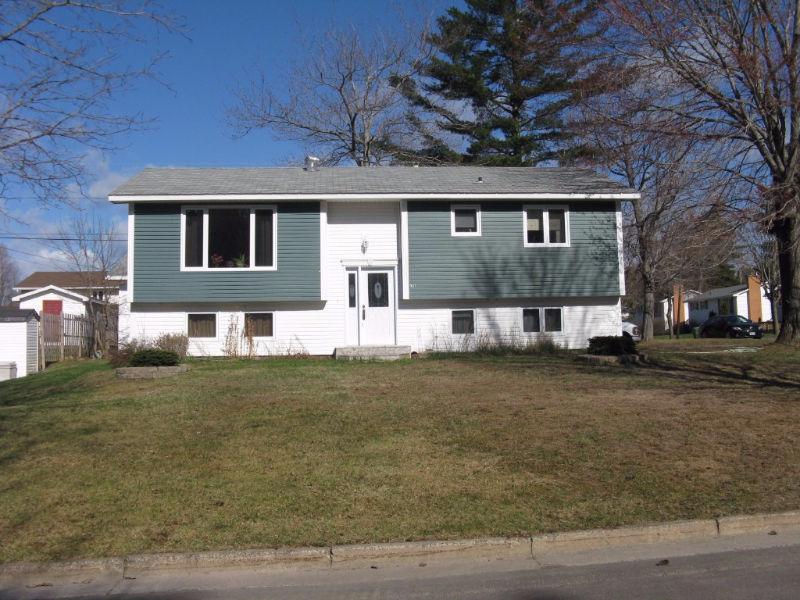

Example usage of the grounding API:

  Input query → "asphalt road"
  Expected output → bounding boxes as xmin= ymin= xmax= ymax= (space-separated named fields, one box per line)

xmin=7 ymin=538 xmax=800 ymax=600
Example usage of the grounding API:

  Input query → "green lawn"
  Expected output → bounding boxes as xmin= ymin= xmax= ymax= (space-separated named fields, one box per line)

xmin=1 ymin=339 xmax=799 ymax=563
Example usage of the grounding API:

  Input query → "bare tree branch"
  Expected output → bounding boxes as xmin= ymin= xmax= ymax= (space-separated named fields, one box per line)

xmin=227 ymin=24 xmax=430 ymax=166
xmin=0 ymin=0 xmax=182 ymax=209
xmin=0 ymin=243 xmax=19 ymax=305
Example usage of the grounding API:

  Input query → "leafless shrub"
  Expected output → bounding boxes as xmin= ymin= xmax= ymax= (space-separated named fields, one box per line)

xmin=153 ymin=333 xmax=189 ymax=360
xmin=222 ymin=316 xmax=241 ymax=358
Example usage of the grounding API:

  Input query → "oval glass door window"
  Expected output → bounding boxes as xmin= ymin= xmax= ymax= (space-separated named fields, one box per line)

xmin=368 ymin=273 xmax=389 ymax=307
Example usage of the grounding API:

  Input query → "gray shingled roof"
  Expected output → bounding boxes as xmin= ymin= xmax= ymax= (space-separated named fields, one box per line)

xmin=691 ymin=284 xmax=748 ymax=301
xmin=15 ymin=271 xmax=115 ymax=290
xmin=0 ymin=308 xmax=39 ymax=322
xmin=110 ymin=166 xmax=636 ymax=198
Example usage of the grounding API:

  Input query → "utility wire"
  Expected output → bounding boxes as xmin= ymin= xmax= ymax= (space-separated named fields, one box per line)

xmin=0 ymin=235 xmax=127 ymax=241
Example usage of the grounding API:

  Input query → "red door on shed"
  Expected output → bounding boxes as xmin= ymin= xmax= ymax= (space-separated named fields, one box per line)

xmin=42 ymin=300 xmax=63 ymax=315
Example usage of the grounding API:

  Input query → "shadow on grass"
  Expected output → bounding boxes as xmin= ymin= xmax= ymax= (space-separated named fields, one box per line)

xmin=429 ymin=347 xmax=800 ymax=394
xmin=641 ymin=361 xmax=800 ymax=392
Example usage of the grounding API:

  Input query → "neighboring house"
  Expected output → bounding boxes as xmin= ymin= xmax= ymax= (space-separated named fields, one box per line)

xmin=0 ymin=308 xmax=39 ymax=379
xmin=12 ymin=271 xmax=125 ymax=317
xmin=109 ymin=166 xmax=638 ymax=356
xmin=648 ymin=276 xmax=775 ymax=333
xmin=687 ymin=276 xmax=773 ymax=324
xmin=657 ymin=287 xmax=696 ymax=332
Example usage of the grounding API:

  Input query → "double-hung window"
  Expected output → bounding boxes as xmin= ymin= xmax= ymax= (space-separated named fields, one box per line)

xmin=451 ymin=204 xmax=481 ymax=236
xmin=522 ymin=307 xmax=563 ymax=333
xmin=523 ymin=205 xmax=569 ymax=247
xmin=182 ymin=206 xmax=277 ymax=270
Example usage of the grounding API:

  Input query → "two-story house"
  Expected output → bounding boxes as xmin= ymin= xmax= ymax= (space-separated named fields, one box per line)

xmin=110 ymin=165 xmax=637 ymax=356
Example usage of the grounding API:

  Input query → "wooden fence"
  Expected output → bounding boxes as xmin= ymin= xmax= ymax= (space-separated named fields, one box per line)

xmin=40 ymin=313 xmax=95 ymax=365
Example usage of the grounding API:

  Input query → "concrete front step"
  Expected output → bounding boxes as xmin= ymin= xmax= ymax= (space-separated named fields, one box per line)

xmin=334 ymin=345 xmax=412 ymax=361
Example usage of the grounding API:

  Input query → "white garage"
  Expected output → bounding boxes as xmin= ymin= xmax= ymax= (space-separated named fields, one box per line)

xmin=0 ymin=308 xmax=40 ymax=380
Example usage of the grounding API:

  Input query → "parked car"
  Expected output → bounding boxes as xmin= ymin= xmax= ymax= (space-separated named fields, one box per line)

xmin=621 ymin=321 xmax=641 ymax=341
xmin=698 ymin=315 xmax=763 ymax=339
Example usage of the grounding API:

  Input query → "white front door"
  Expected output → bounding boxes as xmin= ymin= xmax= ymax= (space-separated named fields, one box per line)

xmin=358 ymin=269 xmax=395 ymax=345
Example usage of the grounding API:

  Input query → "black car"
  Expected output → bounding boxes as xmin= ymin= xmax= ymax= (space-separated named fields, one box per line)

xmin=699 ymin=315 xmax=763 ymax=339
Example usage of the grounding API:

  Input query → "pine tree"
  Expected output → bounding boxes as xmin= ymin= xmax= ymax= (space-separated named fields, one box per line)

xmin=394 ymin=0 xmax=616 ymax=165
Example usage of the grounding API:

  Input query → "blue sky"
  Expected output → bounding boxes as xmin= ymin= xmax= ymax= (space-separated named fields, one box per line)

xmin=3 ymin=0 xmax=454 ymax=278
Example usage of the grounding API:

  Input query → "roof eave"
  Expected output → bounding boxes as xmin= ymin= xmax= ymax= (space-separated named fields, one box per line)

xmin=109 ymin=191 xmax=640 ymax=204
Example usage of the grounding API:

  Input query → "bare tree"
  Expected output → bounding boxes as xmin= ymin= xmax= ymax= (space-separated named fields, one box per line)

xmin=606 ymin=0 xmax=800 ymax=344
xmin=739 ymin=223 xmax=781 ymax=332
xmin=581 ymin=89 xmax=734 ymax=340
xmin=57 ymin=214 xmax=125 ymax=355
xmin=0 ymin=1 xmax=180 ymax=208
xmin=0 ymin=243 xmax=19 ymax=305
xmin=228 ymin=26 xmax=429 ymax=166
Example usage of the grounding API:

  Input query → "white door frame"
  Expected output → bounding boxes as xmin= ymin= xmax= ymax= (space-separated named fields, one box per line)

xmin=342 ymin=264 xmax=398 ymax=346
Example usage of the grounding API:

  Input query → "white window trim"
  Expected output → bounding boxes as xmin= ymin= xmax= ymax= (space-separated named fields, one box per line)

xmin=522 ymin=205 xmax=570 ymax=247
xmin=450 ymin=204 xmax=482 ymax=237
xmin=243 ymin=311 xmax=276 ymax=339
xmin=187 ymin=312 xmax=218 ymax=339
xmin=520 ymin=307 xmax=542 ymax=333
xmin=180 ymin=205 xmax=278 ymax=272
xmin=542 ymin=306 xmax=564 ymax=333
xmin=451 ymin=309 xmax=476 ymax=335
xmin=520 ymin=306 xmax=564 ymax=334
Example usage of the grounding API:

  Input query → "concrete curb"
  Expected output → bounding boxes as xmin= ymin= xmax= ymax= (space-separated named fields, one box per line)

xmin=332 ymin=537 xmax=531 ymax=566
xmin=718 ymin=510 xmax=800 ymax=536
xmin=530 ymin=518 xmax=718 ymax=557
xmin=2 ymin=510 xmax=800 ymax=585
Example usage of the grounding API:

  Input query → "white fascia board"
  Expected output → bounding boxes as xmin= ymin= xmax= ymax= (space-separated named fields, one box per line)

xmin=109 ymin=192 xmax=641 ymax=203
xmin=12 ymin=285 xmax=89 ymax=303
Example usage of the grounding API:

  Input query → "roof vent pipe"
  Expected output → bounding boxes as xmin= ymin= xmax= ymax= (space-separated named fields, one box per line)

xmin=304 ymin=155 xmax=320 ymax=171
xmin=477 ymin=176 xmax=484 ymax=183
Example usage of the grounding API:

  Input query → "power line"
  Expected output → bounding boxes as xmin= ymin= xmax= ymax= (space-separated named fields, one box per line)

xmin=0 ymin=235 xmax=126 ymax=241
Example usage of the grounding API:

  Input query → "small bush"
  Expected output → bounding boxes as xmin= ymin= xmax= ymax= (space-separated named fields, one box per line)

xmin=107 ymin=338 xmax=150 ymax=367
xmin=129 ymin=349 xmax=180 ymax=367
xmin=588 ymin=336 xmax=637 ymax=356
xmin=154 ymin=333 xmax=189 ymax=359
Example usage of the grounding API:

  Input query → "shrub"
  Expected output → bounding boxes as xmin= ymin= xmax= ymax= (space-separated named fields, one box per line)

xmin=129 ymin=349 xmax=180 ymax=367
xmin=154 ymin=333 xmax=189 ymax=359
xmin=107 ymin=338 xmax=150 ymax=367
xmin=588 ymin=336 xmax=637 ymax=356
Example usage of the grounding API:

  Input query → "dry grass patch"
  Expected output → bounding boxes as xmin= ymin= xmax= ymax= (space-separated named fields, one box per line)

xmin=0 ymin=342 xmax=798 ymax=563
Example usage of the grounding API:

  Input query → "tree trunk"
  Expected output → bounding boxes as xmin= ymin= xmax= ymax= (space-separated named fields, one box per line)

xmin=641 ymin=273 xmax=656 ymax=341
xmin=774 ymin=214 xmax=800 ymax=345
xmin=767 ymin=286 xmax=778 ymax=334
xmin=666 ymin=295 xmax=674 ymax=339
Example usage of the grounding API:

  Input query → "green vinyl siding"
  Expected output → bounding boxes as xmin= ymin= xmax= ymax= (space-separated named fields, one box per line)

xmin=133 ymin=203 xmax=320 ymax=302
xmin=407 ymin=201 xmax=620 ymax=299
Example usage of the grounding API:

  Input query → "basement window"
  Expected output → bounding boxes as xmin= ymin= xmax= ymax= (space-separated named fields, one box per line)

xmin=244 ymin=313 xmax=274 ymax=338
xmin=522 ymin=308 xmax=541 ymax=333
xmin=188 ymin=313 xmax=216 ymax=338
xmin=522 ymin=307 xmax=563 ymax=333
xmin=452 ymin=310 xmax=475 ymax=335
